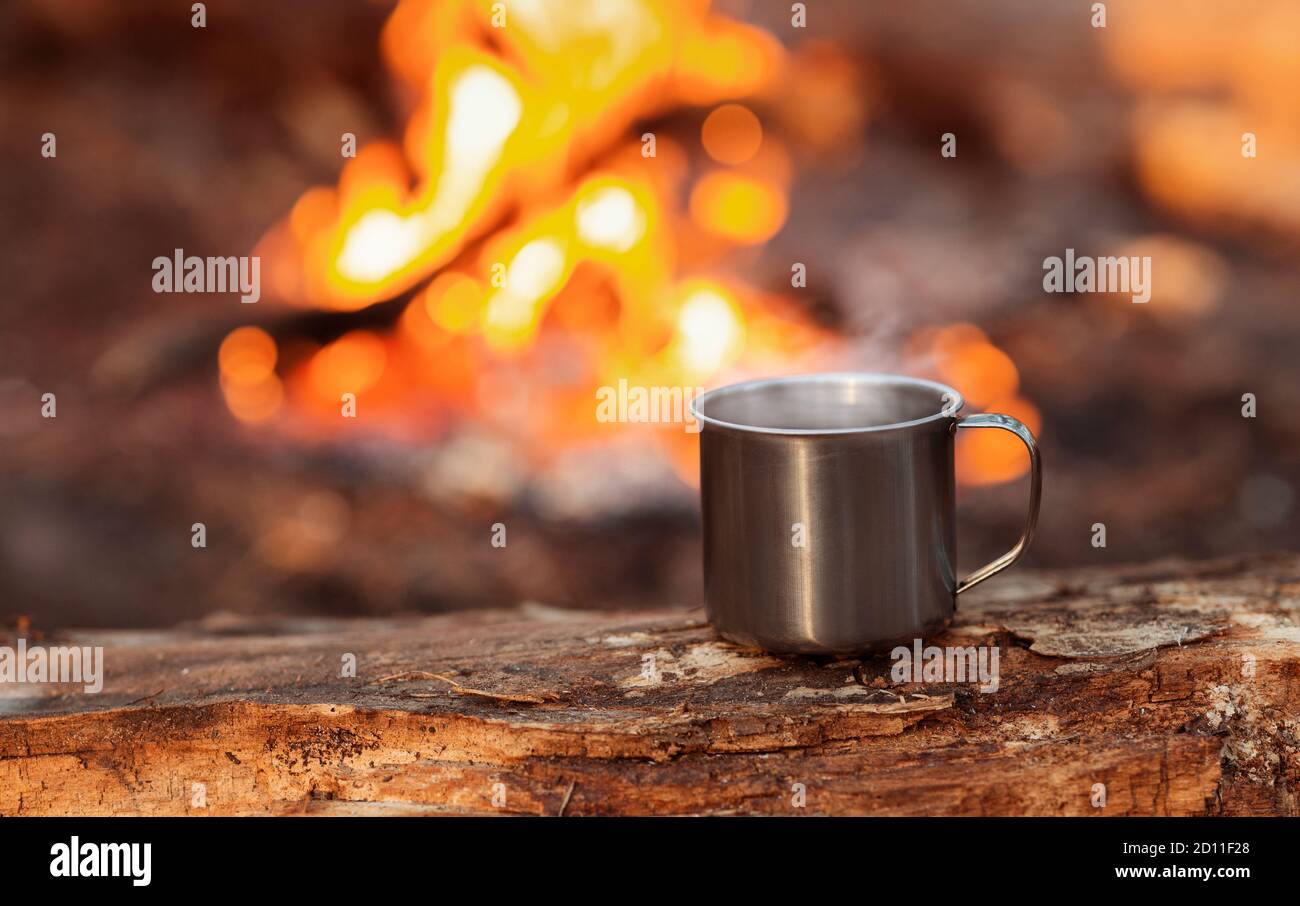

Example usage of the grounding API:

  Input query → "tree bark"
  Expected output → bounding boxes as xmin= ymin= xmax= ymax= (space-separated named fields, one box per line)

xmin=2 ymin=553 xmax=1297 ymax=816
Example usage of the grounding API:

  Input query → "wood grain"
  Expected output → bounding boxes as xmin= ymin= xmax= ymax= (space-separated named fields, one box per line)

xmin=2 ymin=553 xmax=1297 ymax=816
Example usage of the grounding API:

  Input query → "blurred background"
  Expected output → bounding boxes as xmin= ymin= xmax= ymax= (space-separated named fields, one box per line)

xmin=1 ymin=0 xmax=1297 ymax=628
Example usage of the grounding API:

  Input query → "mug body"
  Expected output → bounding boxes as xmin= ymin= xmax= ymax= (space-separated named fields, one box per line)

xmin=693 ymin=374 xmax=961 ymax=655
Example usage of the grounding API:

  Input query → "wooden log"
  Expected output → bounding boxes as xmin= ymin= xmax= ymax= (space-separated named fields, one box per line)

xmin=2 ymin=553 xmax=1297 ymax=816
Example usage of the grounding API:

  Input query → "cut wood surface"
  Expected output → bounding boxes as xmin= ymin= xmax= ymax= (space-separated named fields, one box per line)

xmin=2 ymin=553 xmax=1298 ymax=816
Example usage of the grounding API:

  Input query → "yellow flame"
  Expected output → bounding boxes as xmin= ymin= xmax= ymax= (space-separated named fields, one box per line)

xmin=672 ymin=282 xmax=745 ymax=378
xmin=244 ymin=0 xmax=839 ymax=481
xmin=576 ymin=185 xmax=646 ymax=252
xmin=333 ymin=57 xmax=525 ymax=295
xmin=483 ymin=238 xmax=571 ymax=348
xmin=690 ymin=172 xmax=787 ymax=243
xmin=263 ymin=0 xmax=786 ymax=314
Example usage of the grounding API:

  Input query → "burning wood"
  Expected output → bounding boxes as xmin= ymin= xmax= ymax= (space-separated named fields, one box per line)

xmin=218 ymin=0 xmax=1033 ymax=494
xmin=222 ymin=0 xmax=836 ymax=489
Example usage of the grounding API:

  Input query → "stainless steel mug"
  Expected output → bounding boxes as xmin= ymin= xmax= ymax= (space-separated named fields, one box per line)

xmin=690 ymin=373 xmax=1041 ymax=655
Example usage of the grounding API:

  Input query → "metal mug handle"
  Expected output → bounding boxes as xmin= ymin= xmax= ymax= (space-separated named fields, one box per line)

xmin=953 ymin=413 xmax=1042 ymax=595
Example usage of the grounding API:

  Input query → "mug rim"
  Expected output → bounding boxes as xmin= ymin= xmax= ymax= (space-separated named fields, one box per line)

xmin=690 ymin=372 xmax=964 ymax=436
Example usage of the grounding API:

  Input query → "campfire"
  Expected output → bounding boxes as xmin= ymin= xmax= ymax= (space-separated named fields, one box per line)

xmin=10 ymin=0 xmax=1297 ymax=633
xmin=218 ymin=0 xmax=1035 ymax=498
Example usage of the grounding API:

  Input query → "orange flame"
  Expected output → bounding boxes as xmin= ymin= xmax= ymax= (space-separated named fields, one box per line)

xmin=225 ymin=0 xmax=1033 ymax=493
xmin=908 ymin=323 xmax=1038 ymax=486
xmin=231 ymin=0 xmax=823 ymax=469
